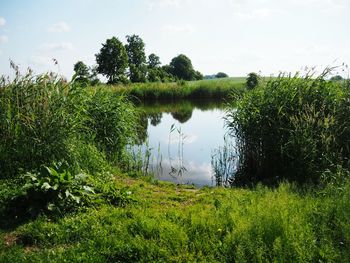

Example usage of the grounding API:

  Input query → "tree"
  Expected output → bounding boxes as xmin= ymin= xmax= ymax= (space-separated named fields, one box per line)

xmin=147 ymin=53 xmax=163 ymax=82
xmin=147 ymin=53 xmax=161 ymax=69
xmin=194 ymin=70 xmax=204 ymax=80
xmin=72 ymin=61 xmax=90 ymax=86
xmin=95 ymin=37 xmax=128 ymax=84
xmin=169 ymin=54 xmax=196 ymax=81
xmin=216 ymin=72 xmax=228 ymax=78
xmin=330 ymin=75 xmax=343 ymax=82
xmin=125 ymin=35 xmax=147 ymax=83
xmin=246 ymin=72 xmax=259 ymax=90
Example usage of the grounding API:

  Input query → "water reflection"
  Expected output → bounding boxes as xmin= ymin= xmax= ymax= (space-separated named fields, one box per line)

xmin=135 ymin=99 xmax=235 ymax=186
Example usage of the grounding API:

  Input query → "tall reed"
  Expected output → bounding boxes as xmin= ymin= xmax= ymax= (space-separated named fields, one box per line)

xmin=227 ymin=69 xmax=350 ymax=185
xmin=0 ymin=67 xmax=140 ymax=177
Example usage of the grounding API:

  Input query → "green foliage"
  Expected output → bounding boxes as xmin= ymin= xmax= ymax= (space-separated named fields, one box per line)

xmin=246 ymin=72 xmax=259 ymax=90
xmin=85 ymin=88 xmax=139 ymax=162
xmin=0 ymin=66 xmax=140 ymax=179
xmin=216 ymin=72 xmax=229 ymax=78
xmin=1 ymin=177 xmax=349 ymax=262
xmin=96 ymin=37 xmax=129 ymax=84
xmin=104 ymin=77 xmax=246 ymax=101
xmin=330 ymin=75 xmax=343 ymax=82
xmin=72 ymin=61 xmax=90 ymax=87
xmin=72 ymin=62 xmax=100 ymax=87
xmin=169 ymin=54 xmax=202 ymax=81
xmin=147 ymin=53 xmax=161 ymax=69
xmin=0 ymin=68 xmax=86 ymax=178
xmin=125 ymin=35 xmax=147 ymax=83
xmin=228 ymin=70 xmax=350 ymax=185
xmin=19 ymin=164 xmax=95 ymax=214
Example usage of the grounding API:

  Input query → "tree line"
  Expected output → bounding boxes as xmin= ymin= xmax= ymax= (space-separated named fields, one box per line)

xmin=73 ymin=35 xmax=204 ymax=85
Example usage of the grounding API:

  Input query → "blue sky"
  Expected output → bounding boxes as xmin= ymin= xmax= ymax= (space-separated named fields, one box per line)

xmin=0 ymin=0 xmax=349 ymax=79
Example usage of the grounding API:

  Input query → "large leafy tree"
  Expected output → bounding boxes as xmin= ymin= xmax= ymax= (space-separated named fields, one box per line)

xmin=169 ymin=54 xmax=202 ymax=81
xmin=95 ymin=37 xmax=128 ymax=84
xmin=125 ymin=35 xmax=147 ymax=83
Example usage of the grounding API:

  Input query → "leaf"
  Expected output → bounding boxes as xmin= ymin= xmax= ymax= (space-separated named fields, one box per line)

xmin=65 ymin=189 xmax=71 ymax=198
xmin=83 ymin=185 xmax=95 ymax=194
xmin=41 ymin=182 xmax=52 ymax=190
xmin=170 ymin=123 xmax=175 ymax=133
xmin=47 ymin=203 xmax=55 ymax=211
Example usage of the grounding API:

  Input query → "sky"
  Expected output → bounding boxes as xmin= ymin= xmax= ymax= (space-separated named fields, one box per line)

xmin=0 ymin=0 xmax=349 ymax=79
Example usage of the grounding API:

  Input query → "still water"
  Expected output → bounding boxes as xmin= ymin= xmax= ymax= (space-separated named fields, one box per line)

xmin=136 ymin=100 xmax=236 ymax=186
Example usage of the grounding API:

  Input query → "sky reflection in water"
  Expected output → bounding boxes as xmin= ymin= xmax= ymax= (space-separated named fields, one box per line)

xmin=141 ymin=102 xmax=235 ymax=186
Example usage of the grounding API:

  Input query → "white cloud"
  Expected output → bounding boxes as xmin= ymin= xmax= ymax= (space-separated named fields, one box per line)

xmin=39 ymin=42 xmax=74 ymax=52
xmin=162 ymin=24 xmax=196 ymax=34
xmin=0 ymin=50 xmax=2 ymax=56
xmin=47 ymin=22 xmax=71 ymax=33
xmin=148 ymin=0 xmax=192 ymax=10
xmin=167 ymin=133 xmax=198 ymax=145
xmin=0 ymin=17 xmax=5 ymax=26
xmin=233 ymin=7 xmax=275 ymax=20
xmin=0 ymin=35 xmax=8 ymax=43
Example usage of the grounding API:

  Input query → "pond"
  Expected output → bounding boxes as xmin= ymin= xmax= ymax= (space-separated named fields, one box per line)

xmin=134 ymin=100 xmax=238 ymax=187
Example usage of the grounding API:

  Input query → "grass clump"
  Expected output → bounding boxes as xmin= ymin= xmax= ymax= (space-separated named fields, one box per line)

xmin=0 ymin=67 xmax=140 ymax=178
xmin=0 ymin=69 xmax=86 ymax=178
xmin=227 ymin=69 xmax=350 ymax=185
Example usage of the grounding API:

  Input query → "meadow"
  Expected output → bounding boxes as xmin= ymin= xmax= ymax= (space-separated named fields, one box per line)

xmin=0 ymin=68 xmax=349 ymax=262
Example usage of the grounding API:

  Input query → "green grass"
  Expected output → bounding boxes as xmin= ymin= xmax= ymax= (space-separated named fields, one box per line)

xmin=1 ymin=175 xmax=349 ymax=262
xmin=1 ymin=70 xmax=350 ymax=262
xmin=90 ymin=77 xmax=246 ymax=101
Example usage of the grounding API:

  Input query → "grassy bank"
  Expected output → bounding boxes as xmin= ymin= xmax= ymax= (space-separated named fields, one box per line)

xmin=92 ymin=77 xmax=246 ymax=101
xmin=1 ymin=69 xmax=350 ymax=262
xmin=1 ymin=175 xmax=349 ymax=262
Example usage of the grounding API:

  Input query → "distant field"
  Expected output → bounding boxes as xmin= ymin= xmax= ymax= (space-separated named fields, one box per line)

xmin=90 ymin=77 xmax=247 ymax=101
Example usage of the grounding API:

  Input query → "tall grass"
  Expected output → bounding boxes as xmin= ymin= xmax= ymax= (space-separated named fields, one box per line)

xmin=92 ymin=77 xmax=246 ymax=101
xmin=227 ymin=69 xmax=350 ymax=185
xmin=0 ymin=68 xmax=86 ymax=177
xmin=0 ymin=67 xmax=140 ymax=178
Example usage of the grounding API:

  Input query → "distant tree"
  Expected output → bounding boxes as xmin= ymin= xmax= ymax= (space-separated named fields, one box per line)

xmin=125 ymin=35 xmax=147 ymax=83
xmin=216 ymin=72 xmax=228 ymax=78
xmin=246 ymin=72 xmax=259 ymax=90
xmin=169 ymin=54 xmax=198 ymax=81
xmin=147 ymin=53 xmax=161 ymax=69
xmin=330 ymin=75 xmax=343 ymax=82
xmin=95 ymin=37 xmax=128 ymax=84
xmin=73 ymin=61 xmax=90 ymax=86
